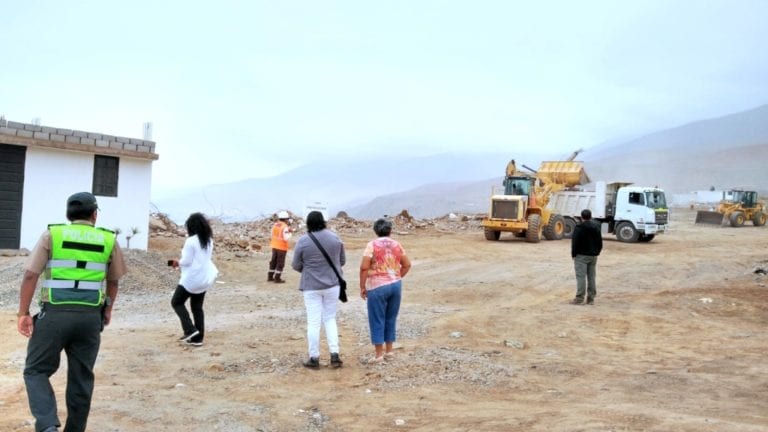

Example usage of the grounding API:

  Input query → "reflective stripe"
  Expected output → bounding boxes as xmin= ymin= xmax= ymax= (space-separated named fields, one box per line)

xmin=45 ymin=224 xmax=114 ymax=307
xmin=43 ymin=280 xmax=103 ymax=290
xmin=46 ymin=260 xmax=107 ymax=272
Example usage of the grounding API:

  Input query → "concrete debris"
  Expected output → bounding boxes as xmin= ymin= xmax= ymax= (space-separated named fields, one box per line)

xmin=504 ymin=340 xmax=526 ymax=349
xmin=149 ymin=210 xmax=487 ymax=253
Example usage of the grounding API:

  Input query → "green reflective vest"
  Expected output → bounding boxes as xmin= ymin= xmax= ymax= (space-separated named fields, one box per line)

xmin=43 ymin=223 xmax=116 ymax=307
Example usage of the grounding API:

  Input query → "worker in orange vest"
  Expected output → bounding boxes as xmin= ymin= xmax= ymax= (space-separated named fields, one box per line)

xmin=269 ymin=211 xmax=294 ymax=283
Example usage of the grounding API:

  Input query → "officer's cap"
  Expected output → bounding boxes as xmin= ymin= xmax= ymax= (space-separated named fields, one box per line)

xmin=67 ymin=192 xmax=99 ymax=212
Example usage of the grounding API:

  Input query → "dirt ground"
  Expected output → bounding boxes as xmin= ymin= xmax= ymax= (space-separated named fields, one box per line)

xmin=0 ymin=209 xmax=767 ymax=431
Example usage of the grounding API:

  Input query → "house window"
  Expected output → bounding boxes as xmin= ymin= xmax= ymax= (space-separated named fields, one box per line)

xmin=92 ymin=155 xmax=119 ymax=197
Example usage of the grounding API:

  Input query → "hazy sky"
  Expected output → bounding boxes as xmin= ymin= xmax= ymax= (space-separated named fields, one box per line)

xmin=2 ymin=1 xmax=767 ymax=194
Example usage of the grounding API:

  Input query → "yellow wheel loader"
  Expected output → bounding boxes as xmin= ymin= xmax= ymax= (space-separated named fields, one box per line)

xmin=481 ymin=152 xmax=589 ymax=242
xmin=695 ymin=190 xmax=766 ymax=227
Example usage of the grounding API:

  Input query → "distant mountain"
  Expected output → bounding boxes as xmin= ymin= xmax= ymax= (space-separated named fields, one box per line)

xmin=581 ymin=104 xmax=768 ymax=193
xmin=349 ymin=103 xmax=768 ymax=217
xmin=153 ymin=104 xmax=768 ymax=221
xmin=152 ymin=152 xmax=545 ymax=222
xmin=346 ymin=178 xmax=498 ymax=219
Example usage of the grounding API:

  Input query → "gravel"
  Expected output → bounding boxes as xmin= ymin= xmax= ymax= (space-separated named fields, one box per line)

xmin=0 ymin=249 xmax=179 ymax=312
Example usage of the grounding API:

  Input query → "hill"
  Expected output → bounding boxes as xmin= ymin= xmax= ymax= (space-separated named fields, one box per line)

xmin=350 ymin=104 xmax=768 ymax=217
xmin=346 ymin=179 xmax=498 ymax=219
xmin=151 ymin=152 xmax=545 ymax=222
xmin=582 ymin=104 xmax=768 ymax=193
xmin=153 ymin=104 xmax=768 ymax=221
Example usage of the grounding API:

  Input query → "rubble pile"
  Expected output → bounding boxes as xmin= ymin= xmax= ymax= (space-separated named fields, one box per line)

xmin=148 ymin=210 xmax=486 ymax=254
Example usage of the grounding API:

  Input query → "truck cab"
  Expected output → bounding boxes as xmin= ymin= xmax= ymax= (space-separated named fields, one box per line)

xmin=548 ymin=181 xmax=669 ymax=243
xmin=613 ymin=186 xmax=669 ymax=242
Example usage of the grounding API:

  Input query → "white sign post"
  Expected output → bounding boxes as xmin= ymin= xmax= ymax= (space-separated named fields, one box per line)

xmin=304 ymin=201 xmax=329 ymax=221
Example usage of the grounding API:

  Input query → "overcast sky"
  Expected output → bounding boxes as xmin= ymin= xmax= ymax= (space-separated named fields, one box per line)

xmin=2 ymin=1 xmax=767 ymax=194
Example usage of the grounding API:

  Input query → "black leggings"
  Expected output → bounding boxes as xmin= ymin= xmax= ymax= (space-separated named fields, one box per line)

xmin=171 ymin=285 xmax=206 ymax=341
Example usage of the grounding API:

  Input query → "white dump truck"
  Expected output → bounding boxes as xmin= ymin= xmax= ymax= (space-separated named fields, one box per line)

xmin=547 ymin=181 xmax=669 ymax=243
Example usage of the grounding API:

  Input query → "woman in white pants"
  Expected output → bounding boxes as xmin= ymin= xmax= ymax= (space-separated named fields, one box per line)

xmin=291 ymin=211 xmax=346 ymax=368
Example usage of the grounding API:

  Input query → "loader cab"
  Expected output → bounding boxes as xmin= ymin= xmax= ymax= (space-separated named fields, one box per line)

xmin=732 ymin=190 xmax=757 ymax=208
xmin=503 ymin=176 xmax=533 ymax=197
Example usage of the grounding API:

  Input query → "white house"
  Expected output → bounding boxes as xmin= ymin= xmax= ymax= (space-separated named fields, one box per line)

xmin=0 ymin=118 xmax=158 ymax=250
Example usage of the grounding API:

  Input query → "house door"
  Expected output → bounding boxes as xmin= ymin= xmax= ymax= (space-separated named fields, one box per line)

xmin=0 ymin=144 xmax=26 ymax=249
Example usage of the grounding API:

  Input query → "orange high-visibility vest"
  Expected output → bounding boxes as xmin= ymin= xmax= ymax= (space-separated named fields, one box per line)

xmin=270 ymin=221 xmax=289 ymax=251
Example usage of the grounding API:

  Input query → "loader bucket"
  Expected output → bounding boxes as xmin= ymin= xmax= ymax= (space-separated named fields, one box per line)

xmin=695 ymin=211 xmax=725 ymax=225
xmin=537 ymin=161 xmax=590 ymax=187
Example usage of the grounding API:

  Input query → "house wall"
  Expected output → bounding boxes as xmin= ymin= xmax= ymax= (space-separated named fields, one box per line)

xmin=20 ymin=147 xmax=152 ymax=250
xmin=670 ymin=190 xmax=726 ymax=208
xmin=695 ymin=191 xmax=724 ymax=203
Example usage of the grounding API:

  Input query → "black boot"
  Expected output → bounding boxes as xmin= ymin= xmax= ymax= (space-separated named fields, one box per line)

xmin=274 ymin=273 xmax=285 ymax=284
xmin=303 ymin=357 xmax=319 ymax=369
xmin=268 ymin=271 xmax=274 ymax=282
xmin=330 ymin=353 xmax=343 ymax=368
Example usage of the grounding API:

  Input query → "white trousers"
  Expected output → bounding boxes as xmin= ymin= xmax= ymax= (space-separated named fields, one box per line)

xmin=302 ymin=286 xmax=340 ymax=358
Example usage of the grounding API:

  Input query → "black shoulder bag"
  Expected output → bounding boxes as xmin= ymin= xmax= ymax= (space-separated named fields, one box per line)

xmin=307 ymin=232 xmax=348 ymax=302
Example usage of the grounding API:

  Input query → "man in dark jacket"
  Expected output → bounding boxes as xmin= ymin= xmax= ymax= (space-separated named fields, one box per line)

xmin=571 ymin=209 xmax=603 ymax=305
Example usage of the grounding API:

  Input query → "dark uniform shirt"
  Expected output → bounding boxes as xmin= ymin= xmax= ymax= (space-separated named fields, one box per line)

xmin=571 ymin=220 xmax=603 ymax=258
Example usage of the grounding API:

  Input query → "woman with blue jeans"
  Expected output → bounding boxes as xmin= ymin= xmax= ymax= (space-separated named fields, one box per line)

xmin=359 ymin=218 xmax=412 ymax=363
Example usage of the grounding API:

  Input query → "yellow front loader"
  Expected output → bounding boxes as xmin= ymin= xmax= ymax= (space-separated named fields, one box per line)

xmin=695 ymin=190 xmax=767 ymax=227
xmin=481 ymin=155 xmax=589 ymax=242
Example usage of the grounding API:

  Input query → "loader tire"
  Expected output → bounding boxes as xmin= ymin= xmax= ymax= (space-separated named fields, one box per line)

xmin=753 ymin=212 xmax=766 ymax=227
xmin=525 ymin=214 xmax=541 ymax=243
xmin=543 ymin=214 xmax=565 ymax=240
xmin=563 ymin=218 xmax=577 ymax=239
xmin=484 ymin=228 xmax=501 ymax=241
xmin=616 ymin=222 xmax=639 ymax=243
xmin=729 ymin=211 xmax=745 ymax=227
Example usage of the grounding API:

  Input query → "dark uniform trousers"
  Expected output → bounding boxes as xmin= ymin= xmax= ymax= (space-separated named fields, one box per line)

xmin=270 ymin=248 xmax=287 ymax=273
xmin=24 ymin=306 xmax=102 ymax=432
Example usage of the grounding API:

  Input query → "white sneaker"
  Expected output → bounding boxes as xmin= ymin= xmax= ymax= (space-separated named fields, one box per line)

xmin=178 ymin=330 xmax=200 ymax=342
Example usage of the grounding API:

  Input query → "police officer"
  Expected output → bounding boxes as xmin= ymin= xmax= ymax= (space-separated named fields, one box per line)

xmin=17 ymin=192 xmax=127 ymax=432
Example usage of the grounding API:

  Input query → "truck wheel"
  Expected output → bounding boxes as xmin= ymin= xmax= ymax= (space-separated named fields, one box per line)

xmin=753 ymin=212 xmax=766 ymax=226
xmin=616 ymin=222 xmax=639 ymax=243
xmin=563 ymin=218 xmax=576 ymax=239
xmin=729 ymin=212 xmax=745 ymax=227
xmin=525 ymin=214 xmax=541 ymax=243
xmin=638 ymin=234 xmax=655 ymax=242
xmin=484 ymin=228 xmax=501 ymax=241
xmin=543 ymin=214 xmax=565 ymax=240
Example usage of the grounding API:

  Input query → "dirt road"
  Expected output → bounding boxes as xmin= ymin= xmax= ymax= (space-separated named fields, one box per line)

xmin=1 ymin=209 xmax=766 ymax=431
